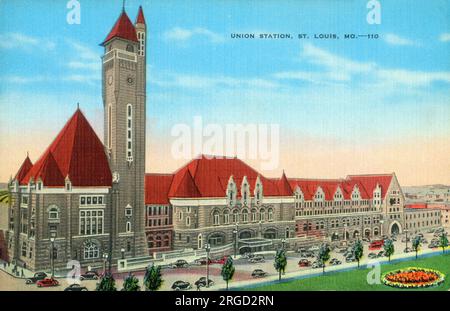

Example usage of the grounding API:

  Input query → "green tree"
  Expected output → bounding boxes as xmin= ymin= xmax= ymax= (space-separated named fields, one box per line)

xmin=122 ymin=273 xmax=141 ymax=291
xmin=96 ymin=273 xmax=117 ymax=291
xmin=439 ymin=233 xmax=449 ymax=254
xmin=317 ymin=243 xmax=331 ymax=274
xmin=411 ymin=236 xmax=422 ymax=260
xmin=383 ymin=239 xmax=395 ymax=262
xmin=221 ymin=256 xmax=235 ymax=290
xmin=273 ymin=249 xmax=287 ymax=281
xmin=352 ymin=240 xmax=364 ymax=268
xmin=143 ymin=264 xmax=163 ymax=291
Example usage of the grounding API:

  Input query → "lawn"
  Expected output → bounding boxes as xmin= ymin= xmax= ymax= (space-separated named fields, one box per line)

xmin=250 ymin=253 xmax=450 ymax=291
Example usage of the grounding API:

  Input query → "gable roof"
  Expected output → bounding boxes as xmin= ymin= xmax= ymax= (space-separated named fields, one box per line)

xmin=22 ymin=151 xmax=65 ymax=187
xmin=21 ymin=109 xmax=112 ymax=187
xmin=102 ymin=11 xmax=138 ymax=45
xmin=145 ymin=174 xmax=174 ymax=204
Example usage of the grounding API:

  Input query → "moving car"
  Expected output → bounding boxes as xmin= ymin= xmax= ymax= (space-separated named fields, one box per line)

xmin=298 ymin=259 xmax=311 ymax=267
xmin=248 ymin=255 xmax=265 ymax=263
xmin=25 ymin=272 xmax=48 ymax=284
xmin=193 ymin=257 xmax=208 ymax=265
xmin=312 ymin=261 xmax=324 ymax=269
xmin=171 ymin=280 xmax=192 ymax=291
xmin=329 ymin=258 xmax=342 ymax=266
xmin=209 ymin=256 xmax=228 ymax=265
xmin=194 ymin=277 xmax=214 ymax=288
xmin=369 ymin=240 xmax=384 ymax=250
xmin=251 ymin=269 xmax=268 ymax=278
xmin=368 ymin=252 xmax=377 ymax=259
xmin=37 ymin=278 xmax=59 ymax=288
xmin=64 ymin=284 xmax=88 ymax=291
xmin=170 ymin=259 xmax=189 ymax=268
xmin=80 ymin=271 xmax=100 ymax=281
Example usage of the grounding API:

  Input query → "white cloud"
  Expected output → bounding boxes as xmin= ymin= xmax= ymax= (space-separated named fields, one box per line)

xmin=163 ymin=27 xmax=225 ymax=44
xmin=64 ymin=40 xmax=101 ymax=85
xmin=0 ymin=32 xmax=56 ymax=51
xmin=383 ymin=33 xmax=417 ymax=46
xmin=0 ymin=75 xmax=50 ymax=84
xmin=439 ymin=33 xmax=450 ymax=42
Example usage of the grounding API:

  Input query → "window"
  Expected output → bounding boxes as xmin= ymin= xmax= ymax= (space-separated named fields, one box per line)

xmin=79 ymin=210 xmax=104 ymax=235
xmin=126 ymin=44 xmax=134 ymax=52
xmin=233 ymin=210 xmax=239 ymax=224
xmin=48 ymin=206 xmax=59 ymax=220
xmin=213 ymin=211 xmax=220 ymax=225
xmin=260 ymin=209 xmax=265 ymax=221
xmin=137 ymin=32 xmax=145 ymax=56
xmin=268 ymin=208 xmax=273 ymax=221
xmin=251 ymin=209 xmax=257 ymax=222
xmin=84 ymin=242 xmax=99 ymax=259
xmin=108 ymin=104 xmax=112 ymax=149
xmin=126 ymin=221 xmax=132 ymax=233
xmin=186 ymin=216 xmax=190 ymax=226
xmin=80 ymin=196 xmax=104 ymax=206
xmin=242 ymin=209 xmax=248 ymax=223
xmin=21 ymin=195 xmax=29 ymax=206
xmin=126 ymin=104 xmax=133 ymax=162
xmin=223 ymin=210 xmax=229 ymax=224
xmin=21 ymin=242 xmax=27 ymax=257
xmin=125 ymin=207 xmax=133 ymax=217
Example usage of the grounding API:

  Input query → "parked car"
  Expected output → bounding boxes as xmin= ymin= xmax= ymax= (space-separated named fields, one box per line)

xmin=37 ymin=278 xmax=59 ymax=288
xmin=170 ymin=259 xmax=189 ymax=268
xmin=248 ymin=255 xmax=265 ymax=263
xmin=80 ymin=270 xmax=100 ymax=281
xmin=171 ymin=280 xmax=192 ymax=291
xmin=251 ymin=269 xmax=268 ymax=278
xmin=329 ymin=258 xmax=342 ymax=266
xmin=298 ymin=259 xmax=311 ymax=267
xmin=194 ymin=277 xmax=214 ymax=288
xmin=193 ymin=257 xmax=208 ymax=266
xmin=403 ymin=247 xmax=412 ymax=253
xmin=421 ymin=238 xmax=428 ymax=244
xmin=303 ymin=251 xmax=316 ymax=258
xmin=336 ymin=247 xmax=347 ymax=254
xmin=312 ymin=261 xmax=324 ymax=269
xmin=345 ymin=256 xmax=356 ymax=263
xmin=64 ymin=284 xmax=88 ymax=291
xmin=26 ymin=272 xmax=48 ymax=284
xmin=296 ymin=247 xmax=306 ymax=254
xmin=377 ymin=250 xmax=385 ymax=258
xmin=308 ymin=246 xmax=320 ymax=252
xmin=368 ymin=252 xmax=378 ymax=259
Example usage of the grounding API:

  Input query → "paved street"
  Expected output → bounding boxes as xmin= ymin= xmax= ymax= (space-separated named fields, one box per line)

xmin=0 ymin=230 xmax=446 ymax=291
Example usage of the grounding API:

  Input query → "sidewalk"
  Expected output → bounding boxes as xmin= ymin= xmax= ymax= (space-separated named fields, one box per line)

xmin=0 ymin=260 xmax=34 ymax=279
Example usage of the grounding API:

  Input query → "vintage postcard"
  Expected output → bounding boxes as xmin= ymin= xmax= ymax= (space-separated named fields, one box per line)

xmin=0 ymin=0 xmax=449 ymax=303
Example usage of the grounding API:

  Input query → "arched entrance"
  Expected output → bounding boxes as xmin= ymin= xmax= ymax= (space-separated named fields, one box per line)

xmin=390 ymin=223 xmax=400 ymax=235
xmin=364 ymin=229 xmax=371 ymax=238
xmin=331 ymin=232 xmax=340 ymax=241
xmin=239 ymin=230 xmax=253 ymax=240
xmin=353 ymin=230 xmax=360 ymax=238
xmin=263 ymin=228 xmax=277 ymax=239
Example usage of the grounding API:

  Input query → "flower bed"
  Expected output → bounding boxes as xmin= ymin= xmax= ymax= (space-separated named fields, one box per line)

xmin=382 ymin=267 xmax=445 ymax=289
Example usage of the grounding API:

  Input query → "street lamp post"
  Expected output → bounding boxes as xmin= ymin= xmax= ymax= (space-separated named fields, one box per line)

xmin=344 ymin=224 xmax=348 ymax=245
xmin=404 ymin=229 xmax=409 ymax=251
xmin=380 ymin=220 xmax=384 ymax=238
xmin=259 ymin=221 xmax=262 ymax=238
xmin=102 ymin=253 xmax=108 ymax=276
xmin=281 ymin=238 xmax=286 ymax=250
xmin=233 ymin=222 xmax=238 ymax=259
xmin=50 ymin=237 xmax=55 ymax=278
xmin=205 ymin=243 xmax=211 ymax=288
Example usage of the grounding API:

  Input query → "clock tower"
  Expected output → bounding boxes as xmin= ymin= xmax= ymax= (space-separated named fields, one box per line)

xmin=101 ymin=6 xmax=147 ymax=259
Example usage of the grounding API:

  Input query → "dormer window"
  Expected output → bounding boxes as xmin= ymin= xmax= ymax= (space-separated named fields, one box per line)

xmin=126 ymin=44 xmax=134 ymax=53
xmin=48 ymin=205 xmax=59 ymax=220
xmin=65 ymin=177 xmax=72 ymax=191
xmin=294 ymin=187 xmax=304 ymax=209
xmin=241 ymin=176 xmax=250 ymax=206
xmin=125 ymin=205 xmax=133 ymax=217
xmin=226 ymin=176 xmax=237 ymax=207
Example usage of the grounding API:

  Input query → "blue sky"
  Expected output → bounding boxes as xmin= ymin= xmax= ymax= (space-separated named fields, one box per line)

xmin=0 ymin=0 xmax=449 ymax=184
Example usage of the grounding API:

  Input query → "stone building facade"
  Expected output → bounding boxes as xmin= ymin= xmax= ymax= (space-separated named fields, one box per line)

xmin=404 ymin=207 xmax=442 ymax=234
xmin=6 ymin=6 xmax=148 ymax=271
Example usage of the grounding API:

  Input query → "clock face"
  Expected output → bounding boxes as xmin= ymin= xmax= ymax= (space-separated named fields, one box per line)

xmin=127 ymin=76 xmax=134 ymax=85
xmin=108 ymin=75 xmax=113 ymax=85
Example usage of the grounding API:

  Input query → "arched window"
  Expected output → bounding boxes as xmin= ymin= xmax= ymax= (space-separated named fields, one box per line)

xmin=251 ymin=209 xmax=257 ymax=222
xmin=233 ymin=209 xmax=239 ymax=224
xmin=197 ymin=234 xmax=203 ymax=249
xmin=259 ymin=208 xmax=265 ymax=221
xmin=223 ymin=210 xmax=229 ymax=224
xmin=186 ymin=216 xmax=191 ymax=226
xmin=126 ymin=104 xmax=133 ymax=162
xmin=242 ymin=209 xmax=248 ymax=223
xmin=268 ymin=208 xmax=273 ymax=221
xmin=126 ymin=44 xmax=134 ymax=52
xmin=126 ymin=222 xmax=132 ymax=233
xmin=84 ymin=242 xmax=99 ymax=259
xmin=213 ymin=211 xmax=220 ymax=225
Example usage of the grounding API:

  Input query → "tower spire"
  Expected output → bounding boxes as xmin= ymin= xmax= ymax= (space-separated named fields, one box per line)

xmin=122 ymin=0 xmax=126 ymax=12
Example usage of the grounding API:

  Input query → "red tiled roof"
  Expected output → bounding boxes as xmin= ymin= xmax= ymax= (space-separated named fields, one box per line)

xmin=21 ymin=109 xmax=112 ymax=187
xmin=145 ymin=174 xmax=174 ymax=204
xmin=14 ymin=156 xmax=33 ymax=182
xmin=136 ymin=6 xmax=146 ymax=25
xmin=102 ymin=11 xmax=138 ymax=45
xmin=144 ymin=155 xmax=395 ymax=203
xmin=23 ymin=151 xmax=64 ymax=187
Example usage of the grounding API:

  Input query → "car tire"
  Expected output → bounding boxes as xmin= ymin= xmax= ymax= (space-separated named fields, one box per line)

xmin=174 ymin=287 xmax=180 ymax=291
